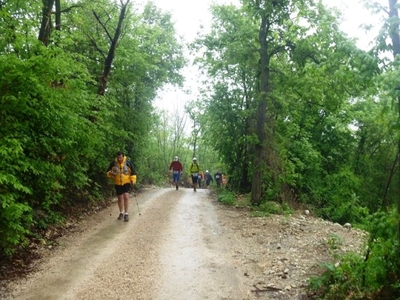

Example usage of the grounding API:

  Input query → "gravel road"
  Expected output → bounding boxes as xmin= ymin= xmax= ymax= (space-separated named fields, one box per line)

xmin=5 ymin=187 xmax=251 ymax=300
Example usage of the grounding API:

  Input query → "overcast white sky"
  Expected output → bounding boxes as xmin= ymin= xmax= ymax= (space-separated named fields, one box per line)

xmin=150 ymin=0 xmax=385 ymax=112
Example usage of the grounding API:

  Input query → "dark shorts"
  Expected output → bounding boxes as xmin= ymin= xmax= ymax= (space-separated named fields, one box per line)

xmin=115 ymin=183 xmax=131 ymax=196
xmin=191 ymin=174 xmax=198 ymax=184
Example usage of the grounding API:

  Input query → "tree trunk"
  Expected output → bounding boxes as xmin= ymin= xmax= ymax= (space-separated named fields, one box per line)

xmin=251 ymin=16 xmax=270 ymax=206
xmin=97 ymin=0 xmax=130 ymax=96
xmin=388 ymin=0 xmax=400 ymax=242
xmin=55 ymin=0 xmax=61 ymax=31
xmin=38 ymin=0 xmax=55 ymax=46
xmin=381 ymin=153 xmax=398 ymax=209
xmin=192 ymin=120 xmax=199 ymax=159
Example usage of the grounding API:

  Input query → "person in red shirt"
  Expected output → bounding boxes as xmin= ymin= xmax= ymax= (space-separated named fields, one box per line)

xmin=169 ymin=156 xmax=183 ymax=190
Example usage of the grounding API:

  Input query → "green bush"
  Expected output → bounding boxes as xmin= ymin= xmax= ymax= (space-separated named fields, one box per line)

xmin=217 ymin=189 xmax=236 ymax=205
xmin=0 ymin=140 xmax=33 ymax=256
xmin=0 ymin=50 xmax=104 ymax=256
xmin=307 ymin=209 xmax=400 ymax=299
xmin=251 ymin=201 xmax=292 ymax=217
xmin=308 ymin=252 xmax=366 ymax=299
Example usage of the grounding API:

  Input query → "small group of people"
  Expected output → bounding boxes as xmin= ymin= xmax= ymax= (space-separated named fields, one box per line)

xmin=170 ymin=156 xmax=225 ymax=192
xmin=189 ymin=158 xmax=226 ymax=190
xmin=169 ymin=155 xmax=198 ymax=190
xmin=106 ymin=151 xmax=226 ymax=222
xmin=194 ymin=169 xmax=216 ymax=189
xmin=203 ymin=170 xmax=214 ymax=187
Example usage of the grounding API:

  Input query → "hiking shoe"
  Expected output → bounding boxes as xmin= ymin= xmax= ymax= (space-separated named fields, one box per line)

xmin=124 ymin=214 xmax=129 ymax=222
xmin=176 ymin=185 xmax=178 ymax=190
xmin=117 ymin=213 xmax=124 ymax=220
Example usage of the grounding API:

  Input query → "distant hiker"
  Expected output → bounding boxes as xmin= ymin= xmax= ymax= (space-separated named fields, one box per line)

xmin=204 ymin=170 xmax=213 ymax=187
xmin=169 ymin=156 xmax=183 ymax=190
xmin=189 ymin=157 xmax=201 ymax=192
xmin=222 ymin=173 xmax=227 ymax=185
xmin=197 ymin=171 xmax=204 ymax=189
xmin=214 ymin=171 xmax=222 ymax=188
xmin=107 ymin=151 xmax=137 ymax=222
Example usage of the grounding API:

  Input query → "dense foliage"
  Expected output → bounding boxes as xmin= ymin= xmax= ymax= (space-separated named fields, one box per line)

xmin=2 ymin=0 xmax=400 ymax=297
xmin=192 ymin=0 xmax=382 ymax=217
xmin=190 ymin=0 xmax=400 ymax=297
xmin=0 ymin=0 xmax=185 ymax=256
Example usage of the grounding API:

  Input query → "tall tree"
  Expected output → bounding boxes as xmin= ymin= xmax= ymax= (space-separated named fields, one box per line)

xmin=192 ymin=4 xmax=258 ymax=192
xmin=248 ymin=0 xmax=278 ymax=205
xmin=365 ymin=0 xmax=400 ymax=235
xmin=96 ymin=0 xmax=130 ymax=96
xmin=387 ymin=0 xmax=400 ymax=240
xmin=194 ymin=0 xmax=377 ymax=214
xmin=38 ymin=0 xmax=55 ymax=45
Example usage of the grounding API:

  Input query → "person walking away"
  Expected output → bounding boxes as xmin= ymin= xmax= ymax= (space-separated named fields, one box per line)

xmin=204 ymin=170 xmax=213 ymax=188
xmin=214 ymin=171 xmax=222 ymax=188
xmin=107 ymin=151 xmax=137 ymax=222
xmin=189 ymin=157 xmax=200 ymax=191
xmin=169 ymin=156 xmax=183 ymax=190
xmin=197 ymin=171 xmax=204 ymax=189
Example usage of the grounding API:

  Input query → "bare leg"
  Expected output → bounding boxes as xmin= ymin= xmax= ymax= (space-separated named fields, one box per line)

xmin=123 ymin=192 xmax=130 ymax=213
xmin=121 ymin=192 xmax=130 ymax=222
xmin=117 ymin=195 xmax=124 ymax=213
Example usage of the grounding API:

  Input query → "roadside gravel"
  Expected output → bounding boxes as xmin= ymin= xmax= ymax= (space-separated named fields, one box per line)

xmin=1 ymin=187 xmax=366 ymax=299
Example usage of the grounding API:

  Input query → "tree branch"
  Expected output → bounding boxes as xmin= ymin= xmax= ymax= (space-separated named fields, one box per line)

xmin=92 ymin=10 xmax=113 ymax=43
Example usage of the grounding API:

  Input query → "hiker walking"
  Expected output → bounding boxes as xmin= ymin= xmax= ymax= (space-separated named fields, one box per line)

xmin=107 ymin=151 xmax=137 ymax=222
xmin=189 ymin=157 xmax=201 ymax=192
xmin=204 ymin=170 xmax=213 ymax=187
xmin=214 ymin=171 xmax=222 ymax=188
xmin=197 ymin=171 xmax=204 ymax=189
xmin=169 ymin=156 xmax=183 ymax=190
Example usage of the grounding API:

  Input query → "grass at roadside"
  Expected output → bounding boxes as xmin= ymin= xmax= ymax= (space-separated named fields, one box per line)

xmin=213 ymin=188 xmax=292 ymax=216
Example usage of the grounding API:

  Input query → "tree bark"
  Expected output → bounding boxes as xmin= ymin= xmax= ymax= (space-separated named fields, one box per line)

xmin=38 ymin=0 xmax=55 ymax=46
xmin=55 ymin=0 xmax=61 ymax=31
xmin=251 ymin=16 xmax=270 ymax=206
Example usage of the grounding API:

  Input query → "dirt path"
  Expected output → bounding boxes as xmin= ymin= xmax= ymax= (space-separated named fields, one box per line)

xmin=3 ymin=188 xmax=251 ymax=300
xmin=2 ymin=187 xmax=366 ymax=300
